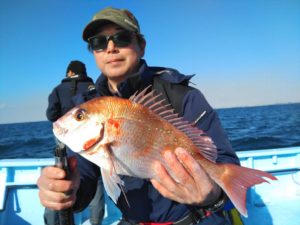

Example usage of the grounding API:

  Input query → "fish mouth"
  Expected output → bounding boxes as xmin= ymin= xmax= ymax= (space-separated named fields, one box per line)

xmin=53 ymin=122 xmax=68 ymax=137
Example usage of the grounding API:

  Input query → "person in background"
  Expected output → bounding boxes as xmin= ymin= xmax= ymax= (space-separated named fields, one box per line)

xmin=38 ymin=7 xmax=242 ymax=225
xmin=44 ymin=60 xmax=105 ymax=225
xmin=46 ymin=60 xmax=95 ymax=122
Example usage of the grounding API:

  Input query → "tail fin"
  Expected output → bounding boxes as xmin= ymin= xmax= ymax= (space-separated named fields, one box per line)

xmin=214 ymin=164 xmax=277 ymax=217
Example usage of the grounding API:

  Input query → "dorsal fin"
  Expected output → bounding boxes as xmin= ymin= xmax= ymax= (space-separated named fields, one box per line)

xmin=130 ymin=86 xmax=218 ymax=162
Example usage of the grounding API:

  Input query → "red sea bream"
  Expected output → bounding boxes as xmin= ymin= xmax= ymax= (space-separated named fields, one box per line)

xmin=53 ymin=88 xmax=277 ymax=217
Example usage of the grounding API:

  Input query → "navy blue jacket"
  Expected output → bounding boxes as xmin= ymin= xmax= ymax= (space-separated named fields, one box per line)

xmin=70 ymin=60 xmax=239 ymax=224
xmin=46 ymin=75 xmax=95 ymax=122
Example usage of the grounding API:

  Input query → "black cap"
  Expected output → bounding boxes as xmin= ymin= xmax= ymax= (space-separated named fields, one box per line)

xmin=66 ymin=60 xmax=87 ymax=76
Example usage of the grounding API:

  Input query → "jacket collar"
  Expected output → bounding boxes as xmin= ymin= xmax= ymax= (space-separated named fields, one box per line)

xmin=61 ymin=75 xmax=93 ymax=83
xmin=95 ymin=59 xmax=154 ymax=98
xmin=95 ymin=59 xmax=194 ymax=98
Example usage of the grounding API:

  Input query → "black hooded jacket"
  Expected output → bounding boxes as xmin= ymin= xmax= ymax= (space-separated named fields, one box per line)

xmin=46 ymin=75 xmax=95 ymax=122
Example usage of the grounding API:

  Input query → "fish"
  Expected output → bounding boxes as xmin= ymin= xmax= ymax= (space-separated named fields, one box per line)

xmin=53 ymin=87 xmax=277 ymax=217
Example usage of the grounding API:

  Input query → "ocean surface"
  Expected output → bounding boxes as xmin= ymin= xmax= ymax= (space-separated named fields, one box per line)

xmin=0 ymin=103 xmax=299 ymax=159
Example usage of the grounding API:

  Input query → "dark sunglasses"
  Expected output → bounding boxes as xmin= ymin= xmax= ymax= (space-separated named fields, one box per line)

xmin=88 ymin=30 xmax=134 ymax=52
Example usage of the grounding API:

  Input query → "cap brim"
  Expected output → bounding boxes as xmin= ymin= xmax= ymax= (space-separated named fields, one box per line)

xmin=82 ymin=20 xmax=111 ymax=42
xmin=83 ymin=17 xmax=138 ymax=42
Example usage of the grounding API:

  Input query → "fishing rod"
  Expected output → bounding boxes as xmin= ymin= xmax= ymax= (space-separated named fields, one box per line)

xmin=54 ymin=145 xmax=75 ymax=225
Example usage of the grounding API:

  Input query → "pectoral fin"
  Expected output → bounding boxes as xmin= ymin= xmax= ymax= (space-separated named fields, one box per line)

xmin=100 ymin=143 xmax=130 ymax=207
xmin=101 ymin=167 xmax=123 ymax=204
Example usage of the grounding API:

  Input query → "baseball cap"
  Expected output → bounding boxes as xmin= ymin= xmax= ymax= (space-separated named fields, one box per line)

xmin=82 ymin=7 xmax=141 ymax=42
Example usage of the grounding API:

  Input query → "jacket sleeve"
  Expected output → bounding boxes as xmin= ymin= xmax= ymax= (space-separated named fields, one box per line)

xmin=72 ymin=88 xmax=100 ymax=106
xmin=67 ymin=148 xmax=101 ymax=212
xmin=46 ymin=88 xmax=62 ymax=122
xmin=182 ymin=89 xmax=240 ymax=165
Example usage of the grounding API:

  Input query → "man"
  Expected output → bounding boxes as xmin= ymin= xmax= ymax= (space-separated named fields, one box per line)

xmin=38 ymin=7 xmax=240 ymax=225
xmin=46 ymin=60 xmax=95 ymax=122
xmin=45 ymin=60 xmax=105 ymax=225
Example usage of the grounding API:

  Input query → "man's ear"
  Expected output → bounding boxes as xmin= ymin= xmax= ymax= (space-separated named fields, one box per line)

xmin=139 ymin=39 xmax=146 ymax=58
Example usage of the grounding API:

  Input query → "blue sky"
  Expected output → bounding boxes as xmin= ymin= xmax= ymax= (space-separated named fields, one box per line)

xmin=0 ymin=0 xmax=299 ymax=124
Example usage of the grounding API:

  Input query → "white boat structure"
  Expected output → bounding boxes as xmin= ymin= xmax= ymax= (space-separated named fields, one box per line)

xmin=0 ymin=146 xmax=299 ymax=225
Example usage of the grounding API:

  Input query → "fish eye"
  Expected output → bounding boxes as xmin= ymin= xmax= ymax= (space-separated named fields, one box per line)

xmin=74 ymin=109 xmax=87 ymax=121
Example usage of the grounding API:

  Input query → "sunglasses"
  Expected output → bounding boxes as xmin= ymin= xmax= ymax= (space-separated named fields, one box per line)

xmin=88 ymin=30 xmax=134 ymax=52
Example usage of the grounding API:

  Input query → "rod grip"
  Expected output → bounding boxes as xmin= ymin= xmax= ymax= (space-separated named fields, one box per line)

xmin=54 ymin=146 xmax=74 ymax=225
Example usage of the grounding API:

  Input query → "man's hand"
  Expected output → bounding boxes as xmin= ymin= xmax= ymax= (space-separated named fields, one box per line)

xmin=37 ymin=157 xmax=80 ymax=210
xmin=150 ymin=147 xmax=221 ymax=206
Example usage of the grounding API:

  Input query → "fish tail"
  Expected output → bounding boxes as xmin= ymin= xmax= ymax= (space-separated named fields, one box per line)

xmin=212 ymin=163 xmax=277 ymax=217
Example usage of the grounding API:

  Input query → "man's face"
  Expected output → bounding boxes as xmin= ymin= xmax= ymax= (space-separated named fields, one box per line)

xmin=92 ymin=23 xmax=145 ymax=83
xmin=67 ymin=71 xmax=75 ymax=78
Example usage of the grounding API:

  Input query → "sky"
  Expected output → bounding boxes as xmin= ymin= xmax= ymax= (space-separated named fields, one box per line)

xmin=0 ymin=0 xmax=299 ymax=124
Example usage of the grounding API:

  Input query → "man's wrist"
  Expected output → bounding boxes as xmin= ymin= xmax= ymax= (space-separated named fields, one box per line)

xmin=202 ymin=190 xmax=227 ymax=212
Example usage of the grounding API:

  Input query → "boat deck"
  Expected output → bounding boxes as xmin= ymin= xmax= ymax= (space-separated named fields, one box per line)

xmin=245 ymin=196 xmax=300 ymax=225
xmin=0 ymin=146 xmax=299 ymax=225
xmin=0 ymin=186 xmax=121 ymax=225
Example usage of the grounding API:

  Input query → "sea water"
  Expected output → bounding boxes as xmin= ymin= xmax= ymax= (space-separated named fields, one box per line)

xmin=0 ymin=103 xmax=299 ymax=159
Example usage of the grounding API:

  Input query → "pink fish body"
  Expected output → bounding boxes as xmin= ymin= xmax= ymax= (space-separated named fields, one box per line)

xmin=53 ymin=88 xmax=277 ymax=217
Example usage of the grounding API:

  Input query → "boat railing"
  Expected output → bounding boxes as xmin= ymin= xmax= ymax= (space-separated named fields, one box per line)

xmin=0 ymin=146 xmax=300 ymax=225
xmin=0 ymin=158 xmax=54 ymax=211
xmin=236 ymin=146 xmax=300 ymax=207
